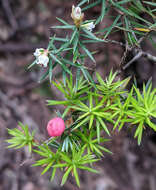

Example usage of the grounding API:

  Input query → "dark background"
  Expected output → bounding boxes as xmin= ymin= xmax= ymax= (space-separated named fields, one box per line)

xmin=0 ymin=0 xmax=156 ymax=190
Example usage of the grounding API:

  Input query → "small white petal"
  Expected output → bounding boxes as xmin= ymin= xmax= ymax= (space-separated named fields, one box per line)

xmin=34 ymin=49 xmax=40 ymax=57
xmin=73 ymin=6 xmax=82 ymax=20
xmin=82 ymin=22 xmax=95 ymax=32
xmin=38 ymin=54 xmax=49 ymax=67
xmin=33 ymin=48 xmax=44 ymax=57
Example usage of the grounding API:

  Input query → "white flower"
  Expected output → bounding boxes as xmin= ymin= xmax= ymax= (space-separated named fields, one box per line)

xmin=36 ymin=54 xmax=49 ymax=67
xmin=82 ymin=22 xmax=95 ymax=32
xmin=33 ymin=48 xmax=49 ymax=68
xmin=33 ymin=48 xmax=44 ymax=57
xmin=72 ymin=5 xmax=82 ymax=20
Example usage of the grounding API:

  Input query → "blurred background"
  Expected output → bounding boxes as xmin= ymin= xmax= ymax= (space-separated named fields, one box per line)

xmin=0 ymin=0 xmax=156 ymax=190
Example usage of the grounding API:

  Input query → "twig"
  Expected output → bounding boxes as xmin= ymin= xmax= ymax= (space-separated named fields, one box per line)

xmin=138 ymin=32 xmax=150 ymax=44
xmin=142 ymin=51 xmax=156 ymax=62
xmin=120 ymin=15 xmax=131 ymax=67
xmin=123 ymin=51 xmax=142 ymax=70
xmin=123 ymin=50 xmax=156 ymax=70
xmin=20 ymin=157 xmax=32 ymax=166
xmin=105 ymin=39 xmax=125 ymax=47
xmin=120 ymin=46 xmax=128 ymax=67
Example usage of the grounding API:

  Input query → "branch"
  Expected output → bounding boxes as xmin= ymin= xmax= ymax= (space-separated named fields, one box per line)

xmin=123 ymin=50 xmax=156 ymax=70
xmin=105 ymin=39 xmax=125 ymax=47
xmin=142 ymin=51 xmax=156 ymax=62
xmin=123 ymin=51 xmax=142 ymax=70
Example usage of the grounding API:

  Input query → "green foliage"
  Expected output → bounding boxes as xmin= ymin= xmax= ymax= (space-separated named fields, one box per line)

xmin=6 ymin=122 xmax=36 ymax=153
xmin=77 ymin=129 xmax=112 ymax=156
xmin=29 ymin=0 xmax=156 ymax=83
xmin=82 ymin=0 xmax=156 ymax=45
xmin=47 ymin=72 xmax=156 ymax=147
xmin=54 ymin=146 xmax=99 ymax=187
xmin=7 ymin=72 xmax=156 ymax=187
xmin=126 ymin=84 xmax=156 ymax=144
xmin=30 ymin=17 xmax=103 ymax=82
xmin=33 ymin=144 xmax=60 ymax=181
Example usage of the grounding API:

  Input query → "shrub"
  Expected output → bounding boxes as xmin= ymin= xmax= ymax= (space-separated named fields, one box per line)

xmin=7 ymin=0 xmax=156 ymax=187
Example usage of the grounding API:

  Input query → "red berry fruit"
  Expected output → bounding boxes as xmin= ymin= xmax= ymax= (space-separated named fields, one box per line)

xmin=47 ymin=117 xmax=65 ymax=137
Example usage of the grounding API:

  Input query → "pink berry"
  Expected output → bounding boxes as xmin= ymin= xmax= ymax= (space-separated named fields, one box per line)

xmin=47 ymin=117 xmax=65 ymax=137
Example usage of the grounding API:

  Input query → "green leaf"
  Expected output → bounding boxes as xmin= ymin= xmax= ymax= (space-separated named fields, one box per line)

xmin=52 ymin=37 xmax=69 ymax=42
xmin=56 ymin=17 xmax=69 ymax=25
xmin=70 ymin=28 xmax=78 ymax=44
xmin=97 ymin=117 xmax=110 ymax=136
xmin=73 ymin=116 xmax=90 ymax=130
xmin=82 ymin=28 xmax=104 ymax=42
xmin=50 ymin=53 xmax=62 ymax=65
xmin=80 ymin=42 xmax=96 ymax=62
xmin=96 ymin=120 xmax=101 ymax=143
xmin=104 ymin=15 xmax=121 ymax=39
xmin=61 ymin=166 xmax=73 ymax=186
xmin=78 ymin=166 xmax=99 ymax=173
xmin=82 ymin=0 xmax=101 ymax=11
xmin=89 ymin=115 xmax=94 ymax=129
xmin=28 ymin=60 xmax=36 ymax=69
xmin=117 ymin=0 xmax=132 ymax=5
xmin=73 ymin=34 xmax=79 ymax=54
xmin=50 ymin=53 xmax=71 ymax=74
xmin=48 ymin=60 xmax=53 ymax=82
xmin=52 ymin=25 xmax=75 ymax=29
xmin=39 ymin=69 xmax=49 ymax=82
xmin=78 ymin=0 xmax=89 ymax=7
xmin=47 ymin=100 xmax=74 ymax=106
xmin=50 ymin=167 xmax=57 ymax=181
xmin=73 ymin=165 xmax=80 ymax=187
xmin=101 ymin=0 xmax=106 ymax=22
xmin=143 ymin=1 xmax=156 ymax=6
xmin=41 ymin=162 xmax=53 ymax=175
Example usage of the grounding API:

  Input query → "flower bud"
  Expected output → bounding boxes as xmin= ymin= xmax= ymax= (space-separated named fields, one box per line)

xmin=47 ymin=117 xmax=65 ymax=137
xmin=71 ymin=5 xmax=84 ymax=27
xmin=72 ymin=6 xmax=81 ymax=20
